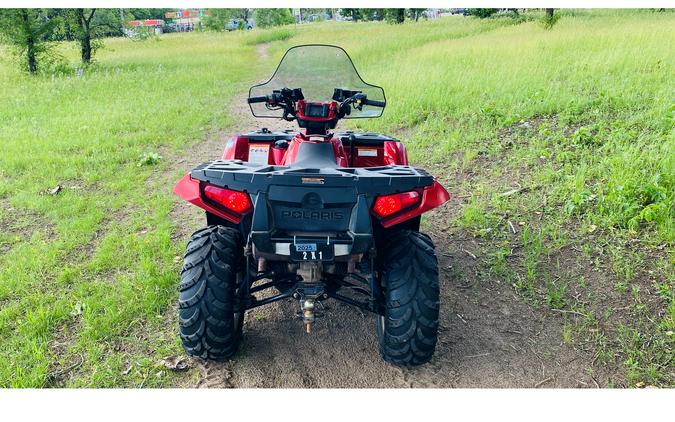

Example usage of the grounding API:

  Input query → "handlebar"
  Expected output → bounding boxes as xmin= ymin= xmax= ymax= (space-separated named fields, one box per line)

xmin=363 ymin=98 xmax=385 ymax=108
xmin=247 ymin=96 xmax=268 ymax=104
xmin=248 ymin=88 xmax=385 ymax=123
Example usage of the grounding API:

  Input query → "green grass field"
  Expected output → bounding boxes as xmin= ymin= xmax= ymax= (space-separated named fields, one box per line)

xmin=0 ymin=9 xmax=673 ymax=387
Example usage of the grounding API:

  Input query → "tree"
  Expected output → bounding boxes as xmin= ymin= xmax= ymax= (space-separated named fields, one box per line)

xmin=384 ymin=9 xmax=405 ymax=24
xmin=255 ymin=8 xmax=294 ymax=28
xmin=339 ymin=9 xmax=362 ymax=22
xmin=360 ymin=9 xmax=385 ymax=21
xmin=299 ymin=8 xmax=328 ymax=22
xmin=71 ymin=9 xmax=96 ymax=64
xmin=205 ymin=8 xmax=250 ymax=31
xmin=407 ymin=9 xmax=427 ymax=21
xmin=0 ymin=9 xmax=58 ymax=74
xmin=468 ymin=8 xmax=498 ymax=18
xmin=126 ymin=8 xmax=173 ymax=21
xmin=69 ymin=8 xmax=129 ymax=64
xmin=47 ymin=8 xmax=147 ymax=42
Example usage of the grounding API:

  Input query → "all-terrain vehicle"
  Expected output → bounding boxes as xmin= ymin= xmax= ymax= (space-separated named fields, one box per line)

xmin=174 ymin=45 xmax=450 ymax=366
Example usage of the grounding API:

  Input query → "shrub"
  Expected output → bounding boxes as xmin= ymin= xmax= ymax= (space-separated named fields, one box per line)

xmin=541 ymin=10 xmax=561 ymax=29
xmin=254 ymin=8 xmax=294 ymax=28
xmin=468 ymin=9 xmax=498 ymax=19
xmin=138 ymin=152 xmax=162 ymax=167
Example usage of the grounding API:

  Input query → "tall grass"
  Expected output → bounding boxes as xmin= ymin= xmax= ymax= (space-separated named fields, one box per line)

xmin=0 ymin=31 xmax=257 ymax=387
xmin=242 ymin=27 xmax=295 ymax=45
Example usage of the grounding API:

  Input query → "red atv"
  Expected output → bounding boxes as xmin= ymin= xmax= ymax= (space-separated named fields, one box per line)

xmin=174 ymin=45 xmax=449 ymax=366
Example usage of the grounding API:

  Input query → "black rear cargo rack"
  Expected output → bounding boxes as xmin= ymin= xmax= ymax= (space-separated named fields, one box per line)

xmin=190 ymin=160 xmax=433 ymax=196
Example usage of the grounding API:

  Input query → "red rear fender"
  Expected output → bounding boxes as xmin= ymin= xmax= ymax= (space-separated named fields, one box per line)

xmin=173 ymin=174 xmax=243 ymax=224
xmin=378 ymin=180 xmax=450 ymax=228
xmin=222 ymin=136 xmax=250 ymax=160
xmin=383 ymin=141 xmax=408 ymax=165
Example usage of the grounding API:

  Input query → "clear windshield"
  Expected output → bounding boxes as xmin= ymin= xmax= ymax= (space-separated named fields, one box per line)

xmin=249 ymin=45 xmax=385 ymax=119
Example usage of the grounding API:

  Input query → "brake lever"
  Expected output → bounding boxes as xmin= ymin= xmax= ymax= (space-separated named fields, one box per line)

xmin=346 ymin=94 xmax=367 ymax=111
xmin=339 ymin=94 xmax=366 ymax=115
xmin=282 ymin=108 xmax=296 ymax=121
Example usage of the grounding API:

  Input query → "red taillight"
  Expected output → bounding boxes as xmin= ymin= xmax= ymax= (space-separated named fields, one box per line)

xmin=203 ymin=185 xmax=252 ymax=214
xmin=372 ymin=191 xmax=420 ymax=218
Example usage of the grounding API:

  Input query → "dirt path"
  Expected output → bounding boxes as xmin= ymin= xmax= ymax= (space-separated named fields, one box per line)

xmin=167 ymin=45 xmax=610 ymax=388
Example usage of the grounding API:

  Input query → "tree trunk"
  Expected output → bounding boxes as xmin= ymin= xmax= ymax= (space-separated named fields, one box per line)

xmin=20 ymin=10 xmax=37 ymax=74
xmin=81 ymin=30 xmax=91 ymax=63
xmin=77 ymin=9 xmax=95 ymax=64
xmin=26 ymin=38 xmax=37 ymax=74
xmin=396 ymin=9 xmax=405 ymax=24
xmin=546 ymin=8 xmax=554 ymax=17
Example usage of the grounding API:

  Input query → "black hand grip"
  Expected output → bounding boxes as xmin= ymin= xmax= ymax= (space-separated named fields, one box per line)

xmin=364 ymin=98 xmax=386 ymax=108
xmin=247 ymin=96 xmax=268 ymax=104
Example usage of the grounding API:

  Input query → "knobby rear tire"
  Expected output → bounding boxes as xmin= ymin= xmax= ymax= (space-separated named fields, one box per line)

xmin=377 ymin=230 xmax=440 ymax=366
xmin=178 ymin=226 xmax=245 ymax=361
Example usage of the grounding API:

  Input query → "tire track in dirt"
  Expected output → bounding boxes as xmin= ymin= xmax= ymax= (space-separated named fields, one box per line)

xmin=167 ymin=43 xmax=609 ymax=388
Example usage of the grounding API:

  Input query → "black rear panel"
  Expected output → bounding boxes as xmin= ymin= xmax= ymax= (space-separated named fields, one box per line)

xmin=268 ymin=185 xmax=355 ymax=232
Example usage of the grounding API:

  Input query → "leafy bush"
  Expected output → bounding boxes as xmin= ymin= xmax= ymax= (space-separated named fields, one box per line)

xmin=541 ymin=11 xmax=561 ymax=29
xmin=138 ymin=152 xmax=162 ymax=167
xmin=254 ymin=8 xmax=294 ymax=28
xmin=205 ymin=9 xmax=249 ymax=32
xmin=564 ymin=190 xmax=597 ymax=216
xmin=566 ymin=175 xmax=673 ymax=233
xmin=492 ymin=10 xmax=535 ymax=24
xmin=468 ymin=9 xmax=498 ymax=19
xmin=606 ymin=176 xmax=672 ymax=231
xmin=570 ymin=126 xmax=605 ymax=147
xmin=384 ymin=9 xmax=406 ymax=24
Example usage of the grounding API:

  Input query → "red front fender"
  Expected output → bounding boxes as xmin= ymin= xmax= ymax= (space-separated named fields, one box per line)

xmin=378 ymin=180 xmax=450 ymax=228
xmin=173 ymin=174 xmax=243 ymax=224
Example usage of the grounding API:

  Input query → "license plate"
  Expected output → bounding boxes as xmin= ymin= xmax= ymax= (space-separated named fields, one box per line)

xmin=290 ymin=242 xmax=334 ymax=261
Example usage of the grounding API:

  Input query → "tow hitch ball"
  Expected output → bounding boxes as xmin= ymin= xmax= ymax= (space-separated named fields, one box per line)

xmin=294 ymin=292 xmax=325 ymax=334
xmin=295 ymin=262 xmax=325 ymax=334
xmin=301 ymin=299 xmax=315 ymax=334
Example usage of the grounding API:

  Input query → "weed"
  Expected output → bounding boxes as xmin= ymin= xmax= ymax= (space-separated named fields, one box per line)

xmin=519 ymin=227 xmax=542 ymax=295
xmin=564 ymin=190 xmax=596 ymax=216
xmin=562 ymin=318 xmax=573 ymax=344
xmin=545 ymin=277 xmax=568 ymax=309
xmin=488 ymin=245 xmax=512 ymax=280
xmin=138 ymin=152 xmax=162 ymax=167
